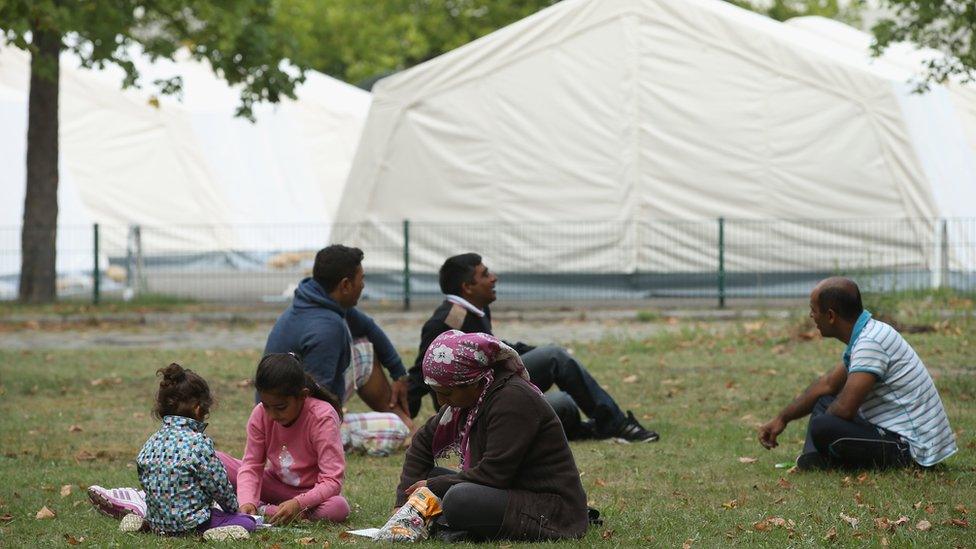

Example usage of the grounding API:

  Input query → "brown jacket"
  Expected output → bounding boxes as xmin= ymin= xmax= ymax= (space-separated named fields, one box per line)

xmin=396 ymin=370 xmax=588 ymax=540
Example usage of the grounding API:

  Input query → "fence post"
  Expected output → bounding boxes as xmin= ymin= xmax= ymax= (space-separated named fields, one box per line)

xmin=403 ymin=219 xmax=411 ymax=311
xmin=717 ymin=217 xmax=725 ymax=309
xmin=940 ymin=218 xmax=949 ymax=289
xmin=93 ymin=223 xmax=101 ymax=305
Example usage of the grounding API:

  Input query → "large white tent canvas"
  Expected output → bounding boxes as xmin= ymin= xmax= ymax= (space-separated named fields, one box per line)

xmin=335 ymin=0 xmax=976 ymax=284
xmin=1 ymin=44 xmax=370 ymax=286
xmin=785 ymin=16 xmax=976 ymax=187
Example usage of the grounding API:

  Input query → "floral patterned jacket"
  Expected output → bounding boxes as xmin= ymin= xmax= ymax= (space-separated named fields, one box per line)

xmin=136 ymin=415 xmax=238 ymax=534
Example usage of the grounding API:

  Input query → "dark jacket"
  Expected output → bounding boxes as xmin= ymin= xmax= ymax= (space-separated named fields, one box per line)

xmin=396 ymin=370 xmax=588 ymax=541
xmin=408 ymin=300 xmax=534 ymax=417
xmin=264 ymin=277 xmax=406 ymax=399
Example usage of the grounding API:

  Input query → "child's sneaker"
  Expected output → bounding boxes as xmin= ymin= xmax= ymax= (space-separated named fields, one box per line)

xmin=203 ymin=525 xmax=249 ymax=541
xmin=87 ymin=485 xmax=147 ymax=519
xmin=118 ymin=513 xmax=145 ymax=533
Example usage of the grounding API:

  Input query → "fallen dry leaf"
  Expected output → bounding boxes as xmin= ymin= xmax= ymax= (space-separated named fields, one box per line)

xmin=682 ymin=539 xmax=693 ymax=549
xmin=823 ymin=527 xmax=837 ymax=541
xmin=893 ymin=516 xmax=909 ymax=526
xmin=753 ymin=516 xmax=792 ymax=532
xmin=955 ymin=504 xmax=969 ymax=514
xmin=722 ymin=499 xmax=738 ymax=510
xmin=875 ymin=517 xmax=892 ymax=531
xmin=855 ymin=472 xmax=870 ymax=484
xmin=74 ymin=450 xmax=96 ymax=462
xmin=913 ymin=501 xmax=924 ymax=510
xmin=594 ymin=478 xmax=607 ymax=487
xmin=839 ymin=513 xmax=859 ymax=528
xmin=601 ymin=529 xmax=614 ymax=540
xmin=68 ymin=425 xmax=82 ymax=433
xmin=916 ymin=520 xmax=932 ymax=531
xmin=236 ymin=379 xmax=252 ymax=388
xmin=743 ymin=321 xmax=764 ymax=332
xmin=853 ymin=492 xmax=863 ymax=505
xmin=60 ymin=485 xmax=72 ymax=498
xmin=35 ymin=506 xmax=55 ymax=520
xmin=925 ymin=504 xmax=936 ymax=515
xmin=295 ymin=537 xmax=316 ymax=545
xmin=946 ymin=518 xmax=969 ymax=528
xmin=64 ymin=534 xmax=84 ymax=545
xmin=777 ymin=478 xmax=792 ymax=489
xmin=0 ymin=514 xmax=13 ymax=522
xmin=622 ymin=374 xmax=638 ymax=383
xmin=738 ymin=457 xmax=758 ymax=464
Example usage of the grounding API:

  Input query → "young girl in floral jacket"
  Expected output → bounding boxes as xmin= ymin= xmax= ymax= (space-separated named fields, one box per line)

xmin=135 ymin=363 xmax=256 ymax=539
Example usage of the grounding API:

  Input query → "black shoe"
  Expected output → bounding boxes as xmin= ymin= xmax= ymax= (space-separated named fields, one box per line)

xmin=795 ymin=451 xmax=831 ymax=471
xmin=615 ymin=411 xmax=660 ymax=442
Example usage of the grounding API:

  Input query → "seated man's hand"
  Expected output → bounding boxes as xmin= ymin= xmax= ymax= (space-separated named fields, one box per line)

xmin=239 ymin=503 xmax=258 ymax=515
xmin=390 ymin=377 xmax=414 ymax=429
xmin=759 ymin=417 xmax=786 ymax=449
xmin=269 ymin=498 xmax=303 ymax=525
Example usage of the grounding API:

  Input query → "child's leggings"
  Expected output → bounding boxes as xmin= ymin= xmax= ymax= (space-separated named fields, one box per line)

xmin=217 ymin=451 xmax=350 ymax=522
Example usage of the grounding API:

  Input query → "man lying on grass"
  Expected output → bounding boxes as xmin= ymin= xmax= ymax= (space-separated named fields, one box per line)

xmin=759 ymin=277 xmax=957 ymax=470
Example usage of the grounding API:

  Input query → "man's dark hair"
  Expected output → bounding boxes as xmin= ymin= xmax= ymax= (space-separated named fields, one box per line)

xmin=817 ymin=277 xmax=863 ymax=321
xmin=313 ymin=245 xmax=364 ymax=292
xmin=439 ymin=253 xmax=482 ymax=295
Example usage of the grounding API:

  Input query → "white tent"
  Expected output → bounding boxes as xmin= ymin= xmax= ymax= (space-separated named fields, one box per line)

xmin=1 ymin=44 xmax=370 ymax=282
xmin=335 ymin=0 xmax=976 ymax=281
xmin=786 ymin=15 xmax=976 ymax=181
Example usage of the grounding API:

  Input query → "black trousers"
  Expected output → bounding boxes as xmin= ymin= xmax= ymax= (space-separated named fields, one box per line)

xmin=520 ymin=345 xmax=626 ymax=436
xmin=804 ymin=395 xmax=913 ymax=469
xmin=427 ymin=467 xmax=507 ymax=540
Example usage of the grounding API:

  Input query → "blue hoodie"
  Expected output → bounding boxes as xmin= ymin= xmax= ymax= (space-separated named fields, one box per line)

xmin=264 ymin=277 xmax=407 ymax=400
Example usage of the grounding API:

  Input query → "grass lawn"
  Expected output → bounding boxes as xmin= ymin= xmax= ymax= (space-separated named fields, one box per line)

xmin=0 ymin=315 xmax=973 ymax=547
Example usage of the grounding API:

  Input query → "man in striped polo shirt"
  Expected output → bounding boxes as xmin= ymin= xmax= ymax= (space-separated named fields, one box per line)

xmin=759 ymin=277 xmax=956 ymax=470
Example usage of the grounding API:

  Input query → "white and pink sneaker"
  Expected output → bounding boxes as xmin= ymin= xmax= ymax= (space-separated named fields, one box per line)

xmin=87 ymin=485 xmax=147 ymax=519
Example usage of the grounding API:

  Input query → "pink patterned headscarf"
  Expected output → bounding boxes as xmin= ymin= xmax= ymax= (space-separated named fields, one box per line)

xmin=422 ymin=330 xmax=540 ymax=468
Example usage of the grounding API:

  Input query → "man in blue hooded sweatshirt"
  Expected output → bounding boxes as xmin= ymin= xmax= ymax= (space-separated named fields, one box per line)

xmin=265 ymin=245 xmax=412 ymax=428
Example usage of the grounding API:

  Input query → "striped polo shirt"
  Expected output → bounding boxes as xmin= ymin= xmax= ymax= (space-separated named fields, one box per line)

xmin=844 ymin=310 xmax=957 ymax=466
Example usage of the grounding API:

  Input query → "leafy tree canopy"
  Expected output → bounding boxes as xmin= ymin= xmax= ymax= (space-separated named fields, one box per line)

xmin=273 ymin=0 xmax=559 ymax=87
xmin=0 ymin=0 xmax=310 ymax=118
xmin=871 ymin=0 xmax=976 ymax=86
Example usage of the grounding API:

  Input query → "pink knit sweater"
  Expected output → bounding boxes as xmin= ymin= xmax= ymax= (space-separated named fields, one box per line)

xmin=237 ymin=398 xmax=345 ymax=509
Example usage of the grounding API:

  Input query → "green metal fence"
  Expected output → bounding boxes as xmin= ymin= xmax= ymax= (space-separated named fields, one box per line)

xmin=1 ymin=218 xmax=974 ymax=306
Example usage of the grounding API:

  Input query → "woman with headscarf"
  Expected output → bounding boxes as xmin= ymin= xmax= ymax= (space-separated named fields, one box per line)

xmin=394 ymin=330 xmax=589 ymax=541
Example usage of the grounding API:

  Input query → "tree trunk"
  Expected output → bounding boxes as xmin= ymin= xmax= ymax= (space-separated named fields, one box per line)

xmin=19 ymin=28 xmax=61 ymax=303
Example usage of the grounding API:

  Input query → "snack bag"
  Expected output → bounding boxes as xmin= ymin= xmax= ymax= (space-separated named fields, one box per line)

xmin=374 ymin=487 xmax=442 ymax=542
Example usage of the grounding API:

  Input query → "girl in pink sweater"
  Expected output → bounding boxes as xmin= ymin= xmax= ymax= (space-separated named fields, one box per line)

xmin=218 ymin=353 xmax=350 ymax=525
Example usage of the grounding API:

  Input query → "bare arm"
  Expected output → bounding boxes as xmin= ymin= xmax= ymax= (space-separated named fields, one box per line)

xmin=826 ymin=372 xmax=876 ymax=420
xmin=759 ymin=362 xmax=847 ymax=449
